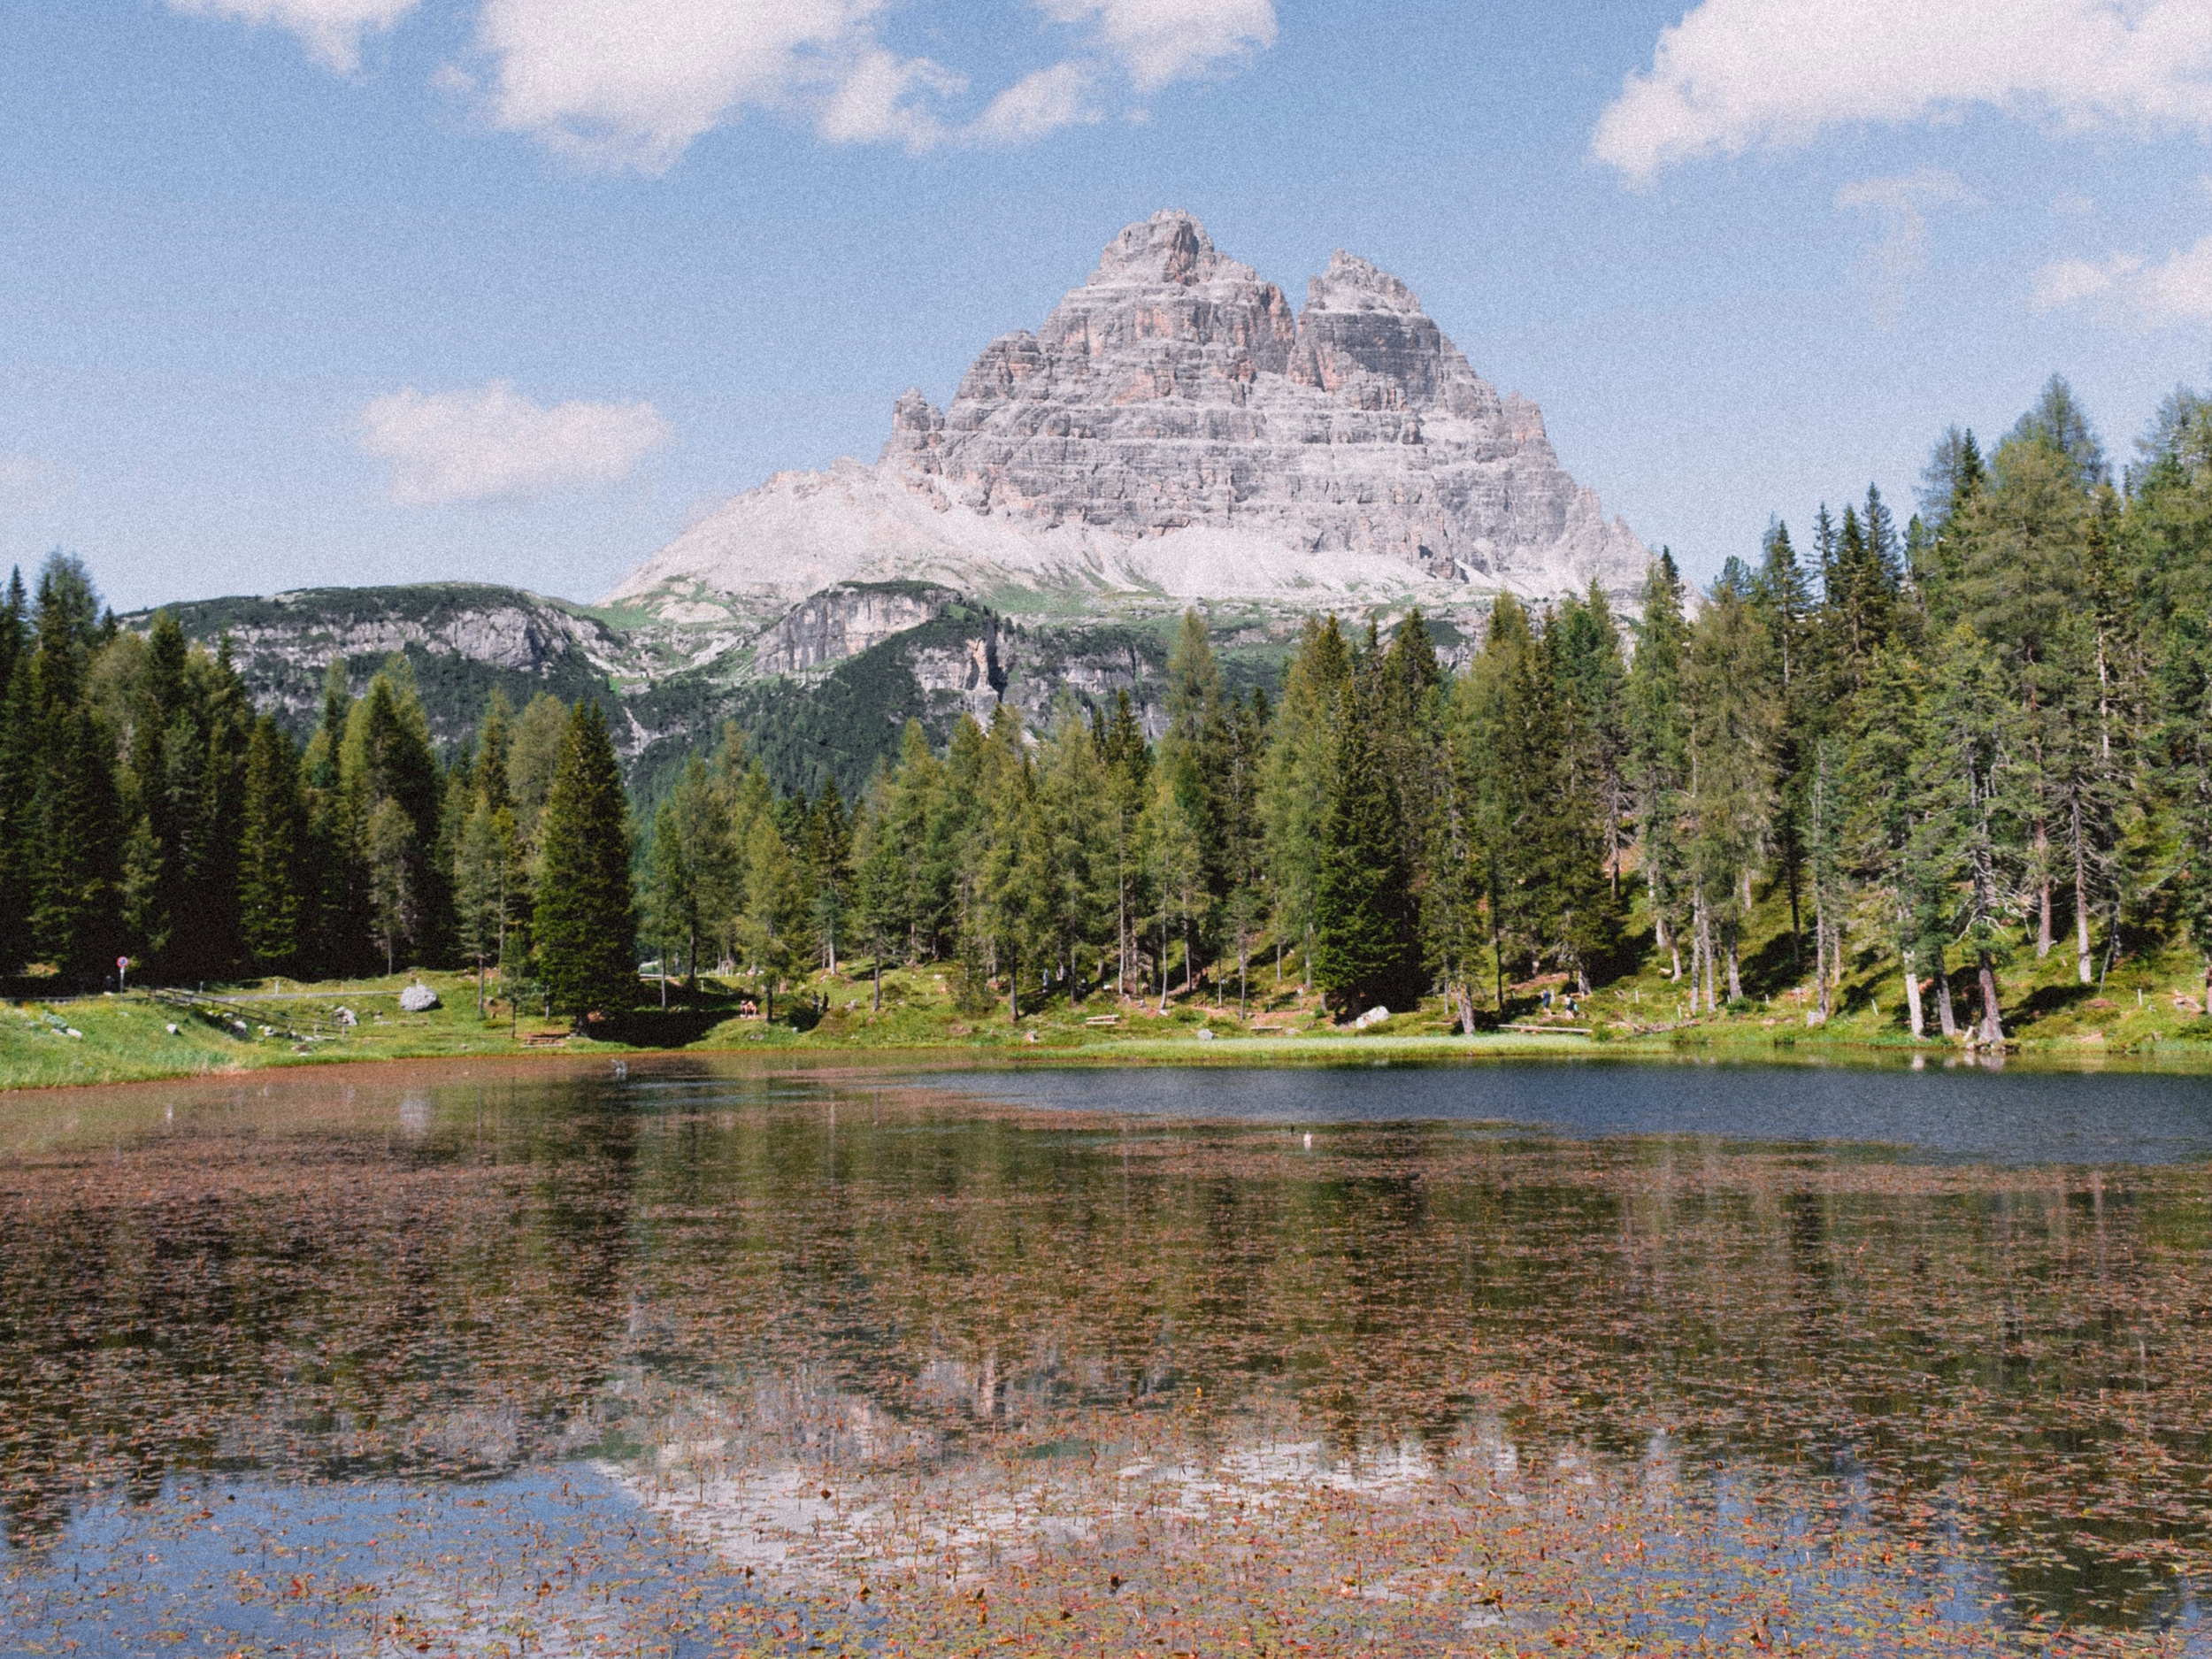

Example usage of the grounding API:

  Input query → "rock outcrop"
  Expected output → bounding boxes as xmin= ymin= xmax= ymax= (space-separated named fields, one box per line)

xmin=608 ymin=211 xmax=1647 ymax=630
xmin=753 ymin=582 xmax=960 ymax=679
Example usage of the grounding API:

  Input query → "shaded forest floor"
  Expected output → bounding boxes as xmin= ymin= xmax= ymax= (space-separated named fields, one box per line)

xmin=5 ymin=886 xmax=2210 ymax=1090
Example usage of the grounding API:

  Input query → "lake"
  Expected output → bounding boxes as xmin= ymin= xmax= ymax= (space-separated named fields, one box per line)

xmin=4 ymin=1054 xmax=2210 ymax=1656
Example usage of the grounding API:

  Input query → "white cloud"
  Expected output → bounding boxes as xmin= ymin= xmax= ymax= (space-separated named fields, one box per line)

xmin=173 ymin=0 xmax=1279 ymax=167
xmin=2032 ymin=237 xmax=2212 ymax=326
xmin=358 ymin=382 xmax=670 ymax=506
xmin=1038 ymin=0 xmax=1274 ymax=92
xmin=1594 ymin=0 xmax=2212 ymax=182
xmin=975 ymin=61 xmax=1097 ymax=142
xmin=473 ymin=0 xmax=916 ymax=170
xmin=818 ymin=48 xmax=964 ymax=149
xmin=0 ymin=456 xmax=75 ymax=516
xmin=1833 ymin=167 xmax=1981 ymax=324
xmin=2052 ymin=190 xmax=2097 ymax=217
xmin=166 ymin=0 xmax=419 ymax=72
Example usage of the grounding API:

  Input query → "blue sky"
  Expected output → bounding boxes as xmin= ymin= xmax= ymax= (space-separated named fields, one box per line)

xmin=5 ymin=0 xmax=2212 ymax=612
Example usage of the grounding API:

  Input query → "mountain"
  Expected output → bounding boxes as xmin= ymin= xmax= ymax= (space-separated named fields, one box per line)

xmin=137 ymin=212 xmax=1647 ymax=800
xmin=605 ymin=210 xmax=1647 ymax=636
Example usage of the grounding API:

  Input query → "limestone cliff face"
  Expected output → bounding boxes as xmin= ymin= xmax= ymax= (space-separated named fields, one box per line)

xmin=611 ymin=211 xmax=1648 ymax=627
xmin=754 ymin=583 xmax=959 ymax=678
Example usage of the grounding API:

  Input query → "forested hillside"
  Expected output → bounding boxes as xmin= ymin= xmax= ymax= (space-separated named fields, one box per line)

xmin=4 ymin=374 xmax=2209 ymax=1041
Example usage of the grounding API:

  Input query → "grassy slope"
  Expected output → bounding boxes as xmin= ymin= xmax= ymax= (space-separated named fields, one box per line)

xmin=9 ymin=870 xmax=2211 ymax=1090
xmin=9 ymin=899 xmax=2212 ymax=1092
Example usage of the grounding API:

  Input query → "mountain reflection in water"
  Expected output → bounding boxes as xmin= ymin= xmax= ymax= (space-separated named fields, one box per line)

xmin=3 ymin=1057 xmax=2208 ymax=1656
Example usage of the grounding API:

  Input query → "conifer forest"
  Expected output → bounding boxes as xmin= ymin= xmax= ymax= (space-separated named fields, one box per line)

xmin=5 ymin=376 xmax=2212 ymax=1038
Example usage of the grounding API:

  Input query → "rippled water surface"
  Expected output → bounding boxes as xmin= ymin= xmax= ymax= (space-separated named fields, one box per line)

xmin=4 ymin=1055 xmax=2211 ymax=1656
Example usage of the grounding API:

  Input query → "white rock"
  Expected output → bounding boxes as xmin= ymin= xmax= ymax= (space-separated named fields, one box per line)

xmin=399 ymin=983 xmax=441 ymax=1013
xmin=1352 ymin=1006 xmax=1391 ymax=1030
xmin=604 ymin=211 xmax=1648 ymax=630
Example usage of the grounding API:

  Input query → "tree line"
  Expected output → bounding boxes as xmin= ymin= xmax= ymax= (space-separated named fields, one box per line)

xmin=4 ymin=374 xmax=2210 ymax=1035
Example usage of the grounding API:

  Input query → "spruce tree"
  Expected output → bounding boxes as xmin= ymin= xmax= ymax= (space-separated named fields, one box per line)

xmin=1312 ymin=662 xmax=1422 ymax=1017
xmin=237 ymin=715 xmax=305 ymax=974
xmin=0 ymin=616 xmax=32 ymax=974
xmin=1625 ymin=557 xmax=1691 ymax=976
xmin=534 ymin=701 xmax=638 ymax=1024
xmin=1261 ymin=615 xmax=1351 ymax=990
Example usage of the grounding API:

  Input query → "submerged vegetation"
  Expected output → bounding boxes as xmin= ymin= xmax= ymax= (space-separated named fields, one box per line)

xmin=4 ymin=1064 xmax=2210 ymax=1653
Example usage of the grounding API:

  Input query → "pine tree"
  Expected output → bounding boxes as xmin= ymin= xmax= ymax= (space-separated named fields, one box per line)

xmin=237 ymin=715 xmax=305 ymax=974
xmin=0 ymin=573 xmax=33 ymax=974
xmin=1752 ymin=521 xmax=1817 ymax=968
xmin=534 ymin=702 xmax=637 ymax=1025
xmin=852 ymin=776 xmax=909 ymax=1013
xmin=1312 ymin=657 xmax=1422 ymax=1017
xmin=1261 ymin=616 xmax=1351 ymax=991
xmin=1625 ymin=557 xmax=1692 ymax=976
xmin=641 ymin=757 xmax=737 ymax=991
xmin=1684 ymin=581 xmax=1779 ymax=1008
xmin=1916 ymin=625 xmax=2024 ymax=1045
xmin=33 ymin=702 xmax=124 ymax=983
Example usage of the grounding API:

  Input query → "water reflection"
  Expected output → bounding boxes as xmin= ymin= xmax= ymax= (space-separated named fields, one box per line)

xmin=2 ymin=1057 xmax=2209 ymax=1655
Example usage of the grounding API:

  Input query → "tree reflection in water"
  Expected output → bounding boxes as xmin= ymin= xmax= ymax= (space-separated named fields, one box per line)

xmin=2 ymin=1058 xmax=2208 ymax=1655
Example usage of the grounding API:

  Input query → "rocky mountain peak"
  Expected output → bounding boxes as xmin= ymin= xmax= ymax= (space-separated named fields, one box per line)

xmin=1303 ymin=249 xmax=1424 ymax=316
xmin=611 ymin=211 xmax=1649 ymax=627
xmin=1089 ymin=208 xmax=1223 ymax=287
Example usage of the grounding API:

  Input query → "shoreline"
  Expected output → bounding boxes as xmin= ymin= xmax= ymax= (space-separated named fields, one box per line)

xmin=8 ymin=1008 xmax=2212 ymax=1098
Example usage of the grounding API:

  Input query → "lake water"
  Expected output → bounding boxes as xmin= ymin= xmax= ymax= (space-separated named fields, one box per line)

xmin=4 ymin=1055 xmax=2210 ymax=1656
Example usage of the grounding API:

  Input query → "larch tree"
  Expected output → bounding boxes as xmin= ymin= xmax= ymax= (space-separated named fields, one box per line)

xmin=533 ymin=702 xmax=638 ymax=1025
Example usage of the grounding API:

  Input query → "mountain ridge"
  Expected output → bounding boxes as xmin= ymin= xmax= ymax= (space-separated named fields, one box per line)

xmin=606 ymin=210 xmax=1647 ymax=632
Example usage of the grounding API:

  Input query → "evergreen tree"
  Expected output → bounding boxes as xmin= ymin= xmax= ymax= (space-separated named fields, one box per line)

xmin=1625 ymin=557 xmax=1692 ymax=976
xmin=642 ymin=757 xmax=738 ymax=990
xmin=1261 ymin=616 xmax=1351 ymax=990
xmin=533 ymin=702 xmax=637 ymax=1024
xmin=803 ymin=777 xmax=852 ymax=974
xmin=1752 ymin=520 xmax=1817 ymax=967
xmin=1312 ymin=655 xmax=1423 ymax=1016
xmin=1684 ymin=581 xmax=1780 ymax=1008
xmin=237 ymin=715 xmax=305 ymax=974
xmin=1916 ymin=625 xmax=2025 ymax=1045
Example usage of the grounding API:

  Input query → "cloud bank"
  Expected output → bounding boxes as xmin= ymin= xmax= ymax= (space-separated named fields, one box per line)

xmin=173 ymin=0 xmax=1278 ymax=168
xmin=358 ymin=382 xmax=671 ymax=506
xmin=1594 ymin=0 xmax=2212 ymax=182
xmin=2032 ymin=237 xmax=2212 ymax=326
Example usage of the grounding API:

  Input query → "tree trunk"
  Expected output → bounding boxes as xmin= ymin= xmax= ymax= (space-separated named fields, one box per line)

xmin=1458 ymin=981 xmax=1476 ymax=1035
xmin=1725 ymin=943 xmax=1742 ymax=1004
xmin=1785 ymin=828 xmax=1802 ymax=978
xmin=1901 ymin=947 xmax=1924 ymax=1039
xmin=1978 ymin=952 xmax=2003 ymax=1046
xmin=1009 ymin=966 xmax=1018 ymax=1025
xmin=2036 ymin=819 xmax=2053 ymax=958
xmin=1160 ymin=911 xmax=1171 ymax=1015
xmin=1815 ymin=917 xmax=1830 ymax=1018
xmin=872 ymin=953 xmax=881 ymax=1014
xmin=2073 ymin=795 xmax=2093 ymax=985
xmin=1118 ymin=871 xmax=1126 ymax=995
xmin=1697 ymin=892 xmax=1718 ymax=1016
xmin=1935 ymin=968 xmax=1956 ymax=1039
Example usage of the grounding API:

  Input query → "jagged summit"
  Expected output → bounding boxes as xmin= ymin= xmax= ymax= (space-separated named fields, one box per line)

xmin=607 ymin=211 xmax=1647 ymax=630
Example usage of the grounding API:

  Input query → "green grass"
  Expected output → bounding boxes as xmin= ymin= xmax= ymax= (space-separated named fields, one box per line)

xmin=11 ymin=884 xmax=2212 ymax=1094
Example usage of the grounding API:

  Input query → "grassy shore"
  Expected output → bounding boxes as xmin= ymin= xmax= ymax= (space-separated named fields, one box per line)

xmin=7 ymin=916 xmax=2212 ymax=1091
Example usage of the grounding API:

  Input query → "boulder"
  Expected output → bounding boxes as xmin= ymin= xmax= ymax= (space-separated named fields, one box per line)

xmin=399 ymin=983 xmax=441 ymax=1013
